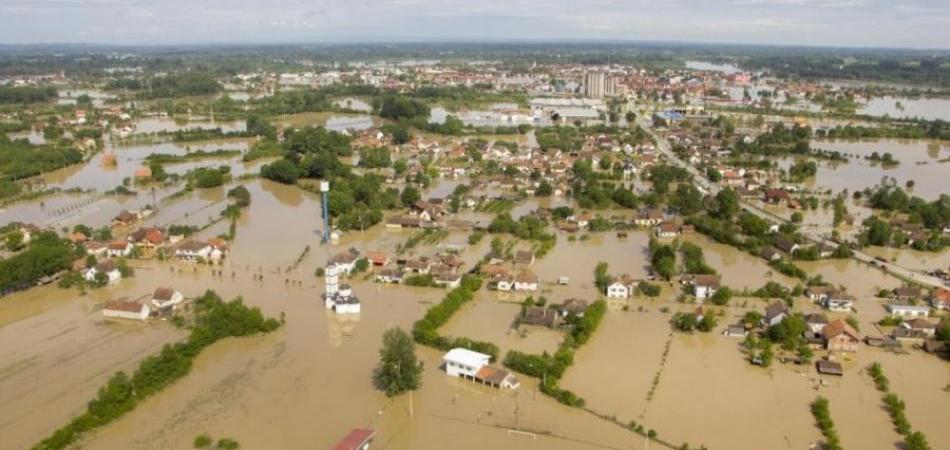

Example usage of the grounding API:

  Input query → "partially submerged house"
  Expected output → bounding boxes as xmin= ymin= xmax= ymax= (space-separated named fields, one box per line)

xmin=823 ymin=319 xmax=860 ymax=352
xmin=151 ymin=287 xmax=183 ymax=310
xmin=606 ymin=275 xmax=638 ymax=299
xmin=763 ymin=301 xmax=788 ymax=327
xmin=684 ymin=274 xmax=720 ymax=300
xmin=443 ymin=348 xmax=519 ymax=389
xmin=885 ymin=304 xmax=930 ymax=319
xmin=521 ymin=306 xmax=559 ymax=328
xmin=102 ymin=300 xmax=149 ymax=321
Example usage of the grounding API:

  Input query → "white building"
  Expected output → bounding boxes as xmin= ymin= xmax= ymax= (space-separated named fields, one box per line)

xmin=886 ymin=304 xmax=930 ymax=319
xmin=324 ymin=264 xmax=360 ymax=314
xmin=823 ymin=296 xmax=854 ymax=312
xmin=151 ymin=287 xmax=184 ymax=310
xmin=443 ymin=348 xmax=491 ymax=378
xmin=606 ymin=275 xmax=637 ymax=299
xmin=174 ymin=240 xmax=212 ymax=261
xmin=84 ymin=261 xmax=121 ymax=283
xmin=686 ymin=274 xmax=720 ymax=300
xmin=106 ymin=240 xmax=133 ymax=258
xmin=513 ymin=271 xmax=539 ymax=292
xmin=102 ymin=300 xmax=150 ymax=321
xmin=443 ymin=348 xmax=520 ymax=390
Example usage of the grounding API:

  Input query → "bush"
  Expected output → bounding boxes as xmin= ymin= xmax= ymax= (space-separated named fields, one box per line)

xmin=193 ymin=434 xmax=212 ymax=448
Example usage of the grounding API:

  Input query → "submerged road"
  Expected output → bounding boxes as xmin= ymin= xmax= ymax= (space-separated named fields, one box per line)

xmin=634 ymin=116 xmax=947 ymax=290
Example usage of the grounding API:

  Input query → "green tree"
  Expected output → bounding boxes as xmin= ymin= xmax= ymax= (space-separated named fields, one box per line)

xmin=260 ymin=159 xmax=299 ymax=184
xmin=374 ymin=327 xmax=423 ymax=396
xmin=713 ymin=188 xmax=740 ymax=219
xmin=400 ymin=185 xmax=421 ymax=206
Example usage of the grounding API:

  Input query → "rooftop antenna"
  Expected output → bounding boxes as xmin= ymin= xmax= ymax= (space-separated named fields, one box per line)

xmin=320 ymin=181 xmax=330 ymax=243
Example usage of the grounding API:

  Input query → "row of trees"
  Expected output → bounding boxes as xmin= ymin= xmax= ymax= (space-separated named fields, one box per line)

xmin=33 ymin=291 xmax=281 ymax=450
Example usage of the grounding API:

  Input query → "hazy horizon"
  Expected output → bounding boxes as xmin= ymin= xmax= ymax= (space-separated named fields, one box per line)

xmin=0 ymin=0 xmax=948 ymax=49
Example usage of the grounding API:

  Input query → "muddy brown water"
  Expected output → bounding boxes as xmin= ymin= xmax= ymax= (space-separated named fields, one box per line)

xmin=2 ymin=166 xmax=948 ymax=450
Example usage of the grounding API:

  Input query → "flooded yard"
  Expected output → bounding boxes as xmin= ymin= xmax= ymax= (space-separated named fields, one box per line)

xmin=440 ymin=292 xmax=564 ymax=356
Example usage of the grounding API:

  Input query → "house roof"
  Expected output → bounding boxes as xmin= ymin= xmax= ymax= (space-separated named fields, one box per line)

xmin=94 ymin=260 xmax=117 ymax=272
xmin=823 ymin=319 xmax=860 ymax=342
xmin=475 ymin=365 xmax=516 ymax=385
xmin=153 ymin=287 xmax=177 ymax=301
xmin=560 ymin=299 xmax=589 ymax=314
xmin=764 ymin=301 xmax=788 ymax=320
xmin=108 ymin=240 xmax=129 ymax=250
xmin=443 ymin=348 xmax=491 ymax=367
xmin=514 ymin=250 xmax=534 ymax=264
xmin=523 ymin=307 xmax=558 ymax=327
xmin=176 ymin=240 xmax=210 ymax=252
xmin=103 ymin=300 xmax=145 ymax=313
xmin=904 ymin=318 xmax=935 ymax=330
xmin=688 ymin=274 xmax=720 ymax=288
xmin=331 ymin=429 xmax=376 ymax=450
xmin=804 ymin=313 xmax=828 ymax=325
xmin=515 ymin=270 xmax=538 ymax=283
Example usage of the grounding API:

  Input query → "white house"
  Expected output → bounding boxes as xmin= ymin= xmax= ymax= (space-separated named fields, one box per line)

xmin=434 ymin=272 xmax=462 ymax=289
xmin=886 ymin=304 xmax=930 ymax=319
xmin=823 ymin=295 xmax=854 ymax=312
xmin=443 ymin=348 xmax=491 ymax=378
xmin=328 ymin=248 xmax=361 ymax=274
xmin=443 ymin=348 xmax=519 ymax=390
xmin=106 ymin=240 xmax=133 ymax=258
xmin=324 ymin=265 xmax=360 ymax=314
xmin=686 ymin=274 xmax=720 ymax=300
xmin=763 ymin=302 xmax=788 ymax=327
xmin=85 ymin=261 xmax=121 ymax=283
xmin=174 ymin=240 xmax=212 ymax=261
xmin=102 ymin=300 xmax=150 ymax=321
xmin=492 ymin=273 xmax=514 ymax=291
xmin=513 ymin=270 xmax=539 ymax=292
xmin=151 ymin=287 xmax=183 ymax=310
xmin=606 ymin=275 xmax=638 ymax=299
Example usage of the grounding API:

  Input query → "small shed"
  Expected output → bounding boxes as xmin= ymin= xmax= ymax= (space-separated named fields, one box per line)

xmin=816 ymin=360 xmax=843 ymax=376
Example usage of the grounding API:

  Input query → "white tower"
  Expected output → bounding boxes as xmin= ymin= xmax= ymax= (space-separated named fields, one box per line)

xmin=324 ymin=264 xmax=340 ymax=309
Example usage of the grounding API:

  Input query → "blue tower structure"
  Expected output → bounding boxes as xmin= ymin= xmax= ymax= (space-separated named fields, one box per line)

xmin=320 ymin=181 xmax=330 ymax=243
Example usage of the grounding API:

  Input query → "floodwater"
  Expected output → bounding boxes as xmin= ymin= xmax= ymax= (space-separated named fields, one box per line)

xmin=132 ymin=117 xmax=247 ymax=134
xmin=3 ymin=149 xmax=949 ymax=450
xmin=533 ymin=230 xmax=652 ymax=298
xmin=57 ymin=88 xmax=115 ymax=107
xmin=333 ymin=97 xmax=373 ymax=112
xmin=429 ymin=106 xmax=534 ymax=127
xmin=42 ymin=140 xmax=252 ymax=192
xmin=790 ymin=139 xmax=950 ymax=201
xmin=858 ymin=96 xmax=950 ymax=122
xmin=440 ymin=291 xmax=564 ymax=356
xmin=563 ymin=303 xmax=950 ymax=450
xmin=863 ymin=246 xmax=950 ymax=273
xmin=683 ymin=233 xmax=798 ymax=291
xmin=271 ymin=112 xmax=381 ymax=132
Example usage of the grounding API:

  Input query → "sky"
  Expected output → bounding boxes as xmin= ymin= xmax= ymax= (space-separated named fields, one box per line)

xmin=0 ymin=0 xmax=948 ymax=49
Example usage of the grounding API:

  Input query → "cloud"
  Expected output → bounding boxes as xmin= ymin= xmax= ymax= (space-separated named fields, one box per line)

xmin=0 ymin=0 xmax=946 ymax=48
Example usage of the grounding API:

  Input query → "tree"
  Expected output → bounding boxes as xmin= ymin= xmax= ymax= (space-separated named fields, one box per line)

xmin=671 ymin=184 xmax=703 ymax=215
xmin=400 ymin=185 xmax=421 ymax=206
xmin=904 ymin=432 xmax=930 ymax=450
xmin=536 ymin=180 xmax=553 ymax=197
xmin=373 ymin=327 xmax=423 ymax=396
xmin=594 ymin=262 xmax=611 ymax=293
xmin=260 ymin=159 xmax=299 ymax=184
xmin=713 ymin=188 xmax=740 ymax=219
